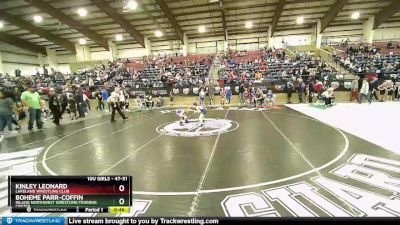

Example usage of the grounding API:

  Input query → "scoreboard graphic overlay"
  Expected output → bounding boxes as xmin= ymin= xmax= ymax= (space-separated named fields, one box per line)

xmin=8 ymin=176 xmax=132 ymax=213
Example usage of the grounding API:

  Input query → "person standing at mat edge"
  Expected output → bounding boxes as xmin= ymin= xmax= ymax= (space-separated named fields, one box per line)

xmin=108 ymin=87 xmax=127 ymax=122
xmin=0 ymin=90 xmax=17 ymax=142
xmin=20 ymin=85 xmax=44 ymax=132
xmin=359 ymin=78 xmax=371 ymax=104
xmin=48 ymin=89 xmax=61 ymax=126
xmin=350 ymin=76 xmax=359 ymax=102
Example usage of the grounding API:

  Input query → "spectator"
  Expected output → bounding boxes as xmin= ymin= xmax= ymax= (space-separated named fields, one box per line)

xmin=238 ymin=84 xmax=245 ymax=105
xmin=297 ymin=78 xmax=305 ymax=103
xmin=145 ymin=93 xmax=154 ymax=109
xmin=102 ymin=89 xmax=109 ymax=112
xmin=21 ymin=85 xmax=43 ymax=132
xmin=220 ymin=88 xmax=226 ymax=107
xmin=255 ymin=88 xmax=264 ymax=107
xmin=369 ymin=77 xmax=379 ymax=101
xmin=265 ymin=90 xmax=275 ymax=107
xmin=255 ymin=71 xmax=262 ymax=80
xmin=313 ymin=80 xmax=324 ymax=96
xmin=386 ymin=80 xmax=395 ymax=101
xmin=169 ymin=91 xmax=174 ymax=106
xmin=96 ymin=91 xmax=104 ymax=110
xmin=68 ymin=94 xmax=77 ymax=120
xmin=359 ymin=78 xmax=371 ymax=104
xmin=377 ymin=81 xmax=386 ymax=102
xmin=119 ymin=89 xmax=126 ymax=111
xmin=321 ymin=88 xmax=334 ymax=106
xmin=136 ymin=96 xmax=144 ymax=111
xmin=199 ymin=88 xmax=206 ymax=106
xmin=226 ymin=88 xmax=232 ymax=105
xmin=245 ymin=87 xmax=251 ymax=106
xmin=156 ymin=96 xmax=164 ymax=107
xmin=75 ymin=88 xmax=85 ymax=118
xmin=48 ymin=90 xmax=61 ymax=126
xmin=350 ymin=76 xmax=360 ymax=102
xmin=387 ymin=41 xmax=394 ymax=49
xmin=83 ymin=90 xmax=91 ymax=111
xmin=60 ymin=91 xmax=68 ymax=119
xmin=15 ymin=102 xmax=26 ymax=130
xmin=82 ymin=91 xmax=90 ymax=112
xmin=41 ymin=99 xmax=50 ymax=122
xmin=250 ymin=87 xmax=257 ymax=107
xmin=307 ymin=81 xmax=315 ymax=103
xmin=207 ymin=83 xmax=215 ymax=107
xmin=285 ymin=80 xmax=294 ymax=103
xmin=0 ymin=90 xmax=17 ymax=142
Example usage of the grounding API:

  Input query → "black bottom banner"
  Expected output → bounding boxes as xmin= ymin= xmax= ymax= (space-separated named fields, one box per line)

xmin=66 ymin=217 xmax=399 ymax=225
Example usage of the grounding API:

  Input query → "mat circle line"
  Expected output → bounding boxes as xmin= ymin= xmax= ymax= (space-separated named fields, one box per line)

xmin=41 ymin=111 xmax=349 ymax=195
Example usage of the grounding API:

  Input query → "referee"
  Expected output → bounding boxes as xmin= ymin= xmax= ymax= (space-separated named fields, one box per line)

xmin=108 ymin=87 xmax=127 ymax=122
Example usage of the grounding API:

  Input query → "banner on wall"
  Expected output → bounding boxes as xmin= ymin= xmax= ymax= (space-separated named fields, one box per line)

xmin=127 ymin=80 xmax=350 ymax=97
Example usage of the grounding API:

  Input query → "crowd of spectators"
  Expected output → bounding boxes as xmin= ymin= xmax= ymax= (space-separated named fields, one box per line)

xmin=330 ymin=40 xmax=400 ymax=104
xmin=219 ymin=48 xmax=342 ymax=86
xmin=207 ymin=47 xmax=346 ymax=107
xmin=0 ymin=53 xmax=215 ymax=100
xmin=3 ymin=44 xmax=399 ymax=141
xmin=0 ymin=53 xmax=216 ymax=140
xmin=333 ymin=42 xmax=400 ymax=79
xmin=141 ymin=54 xmax=214 ymax=89
xmin=349 ymin=75 xmax=398 ymax=104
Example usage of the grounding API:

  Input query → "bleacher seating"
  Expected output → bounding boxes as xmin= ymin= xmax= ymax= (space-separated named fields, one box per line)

xmin=124 ymin=59 xmax=145 ymax=70
xmin=332 ymin=41 xmax=400 ymax=79
xmin=219 ymin=49 xmax=343 ymax=87
xmin=120 ymin=54 xmax=214 ymax=89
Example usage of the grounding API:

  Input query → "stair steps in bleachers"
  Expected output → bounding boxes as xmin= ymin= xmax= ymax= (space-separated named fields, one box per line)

xmin=211 ymin=55 xmax=222 ymax=82
xmin=317 ymin=48 xmax=355 ymax=79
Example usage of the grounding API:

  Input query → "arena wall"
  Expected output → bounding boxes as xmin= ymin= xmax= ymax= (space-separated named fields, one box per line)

xmin=1 ymin=27 xmax=399 ymax=76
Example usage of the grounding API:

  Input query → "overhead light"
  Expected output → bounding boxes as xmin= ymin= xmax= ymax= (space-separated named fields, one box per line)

xmin=126 ymin=0 xmax=138 ymax=10
xmin=115 ymin=34 xmax=123 ymax=41
xmin=351 ymin=11 xmax=360 ymax=20
xmin=155 ymin=30 xmax=163 ymax=37
xmin=245 ymin=21 xmax=253 ymax=29
xmin=79 ymin=38 xmax=87 ymax=45
xmin=77 ymin=8 xmax=88 ymax=17
xmin=199 ymin=25 xmax=206 ymax=33
xmin=0 ymin=21 xmax=4 ymax=29
xmin=33 ymin=15 xmax=43 ymax=23
xmin=296 ymin=16 xmax=304 ymax=24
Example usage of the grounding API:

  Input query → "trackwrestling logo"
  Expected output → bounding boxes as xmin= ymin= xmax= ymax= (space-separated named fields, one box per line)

xmin=156 ymin=119 xmax=239 ymax=137
xmin=2 ymin=217 xmax=64 ymax=225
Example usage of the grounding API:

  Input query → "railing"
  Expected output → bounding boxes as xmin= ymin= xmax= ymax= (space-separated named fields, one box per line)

xmin=286 ymin=44 xmax=298 ymax=54
xmin=70 ymin=60 xmax=110 ymax=72
xmin=318 ymin=48 xmax=353 ymax=75
xmin=209 ymin=52 xmax=225 ymax=83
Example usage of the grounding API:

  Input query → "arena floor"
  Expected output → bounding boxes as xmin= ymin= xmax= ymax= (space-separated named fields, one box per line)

xmin=1 ymin=106 xmax=399 ymax=217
